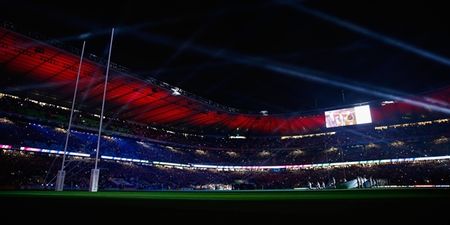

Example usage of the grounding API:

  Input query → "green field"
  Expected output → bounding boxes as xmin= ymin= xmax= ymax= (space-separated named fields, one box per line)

xmin=1 ymin=189 xmax=449 ymax=223
xmin=0 ymin=188 xmax=449 ymax=201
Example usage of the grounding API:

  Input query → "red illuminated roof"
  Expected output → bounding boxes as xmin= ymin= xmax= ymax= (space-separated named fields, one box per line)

xmin=0 ymin=27 xmax=448 ymax=135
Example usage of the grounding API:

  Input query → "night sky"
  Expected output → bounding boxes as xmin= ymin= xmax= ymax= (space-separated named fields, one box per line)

xmin=1 ymin=0 xmax=449 ymax=113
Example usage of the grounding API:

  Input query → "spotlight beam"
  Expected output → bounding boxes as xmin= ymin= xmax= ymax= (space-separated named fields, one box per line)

xmin=278 ymin=0 xmax=450 ymax=67
xmin=17 ymin=7 xmax=447 ymax=115
xmin=130 ymin=30 xmax=450 ymax=115
xmin=47 ymin=18 xmax=182 ymax=43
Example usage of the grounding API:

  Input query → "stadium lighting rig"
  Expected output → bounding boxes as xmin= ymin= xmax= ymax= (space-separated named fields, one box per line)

xmin=171 ymin=87 xmax=182 ymax=96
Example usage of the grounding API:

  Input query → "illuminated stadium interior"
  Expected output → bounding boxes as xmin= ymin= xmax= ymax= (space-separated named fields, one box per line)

xmin=0 ymin=0 xmax=449 ymax=223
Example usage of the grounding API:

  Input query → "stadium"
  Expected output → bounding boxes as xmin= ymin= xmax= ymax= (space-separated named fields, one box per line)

xmin=0 ymin=0 xmax=449 ymax=223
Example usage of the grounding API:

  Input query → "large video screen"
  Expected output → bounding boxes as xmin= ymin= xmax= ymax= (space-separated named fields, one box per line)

xmin=325 ymin=105 xmax=372 ymax=128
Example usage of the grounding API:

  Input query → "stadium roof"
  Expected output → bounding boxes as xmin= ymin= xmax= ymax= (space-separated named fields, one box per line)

xmin=1 ymin=0 xmax=449 ymax=135
xmin=1 ymin=0 xmax=449 ymax=114
xmin=1 ymin=26 xmax=449 ymax=135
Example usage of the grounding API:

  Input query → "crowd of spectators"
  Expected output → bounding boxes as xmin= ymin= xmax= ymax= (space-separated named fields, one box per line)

xmin=1 ymin=151 xmax=449 ymax=190
xmin=1 ymin=92 xmax=449 ymax=190
xmin=0 ymin=114 xmax=448 ymax=166
xmin=0 ymin=114 xmax=450 ymax=165
xmin=1 ymin=93 xmax=448 ymax=152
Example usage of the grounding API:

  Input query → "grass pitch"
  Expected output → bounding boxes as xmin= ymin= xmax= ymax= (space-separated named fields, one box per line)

xmin=0 ymin=188 xmax=448 ymax=200
xmin=1 ymin=188 xmax=449 ymax=223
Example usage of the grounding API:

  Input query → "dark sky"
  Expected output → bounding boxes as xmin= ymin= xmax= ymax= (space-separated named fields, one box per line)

xmin=1 ymin=0 xmax=449 ymax=113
